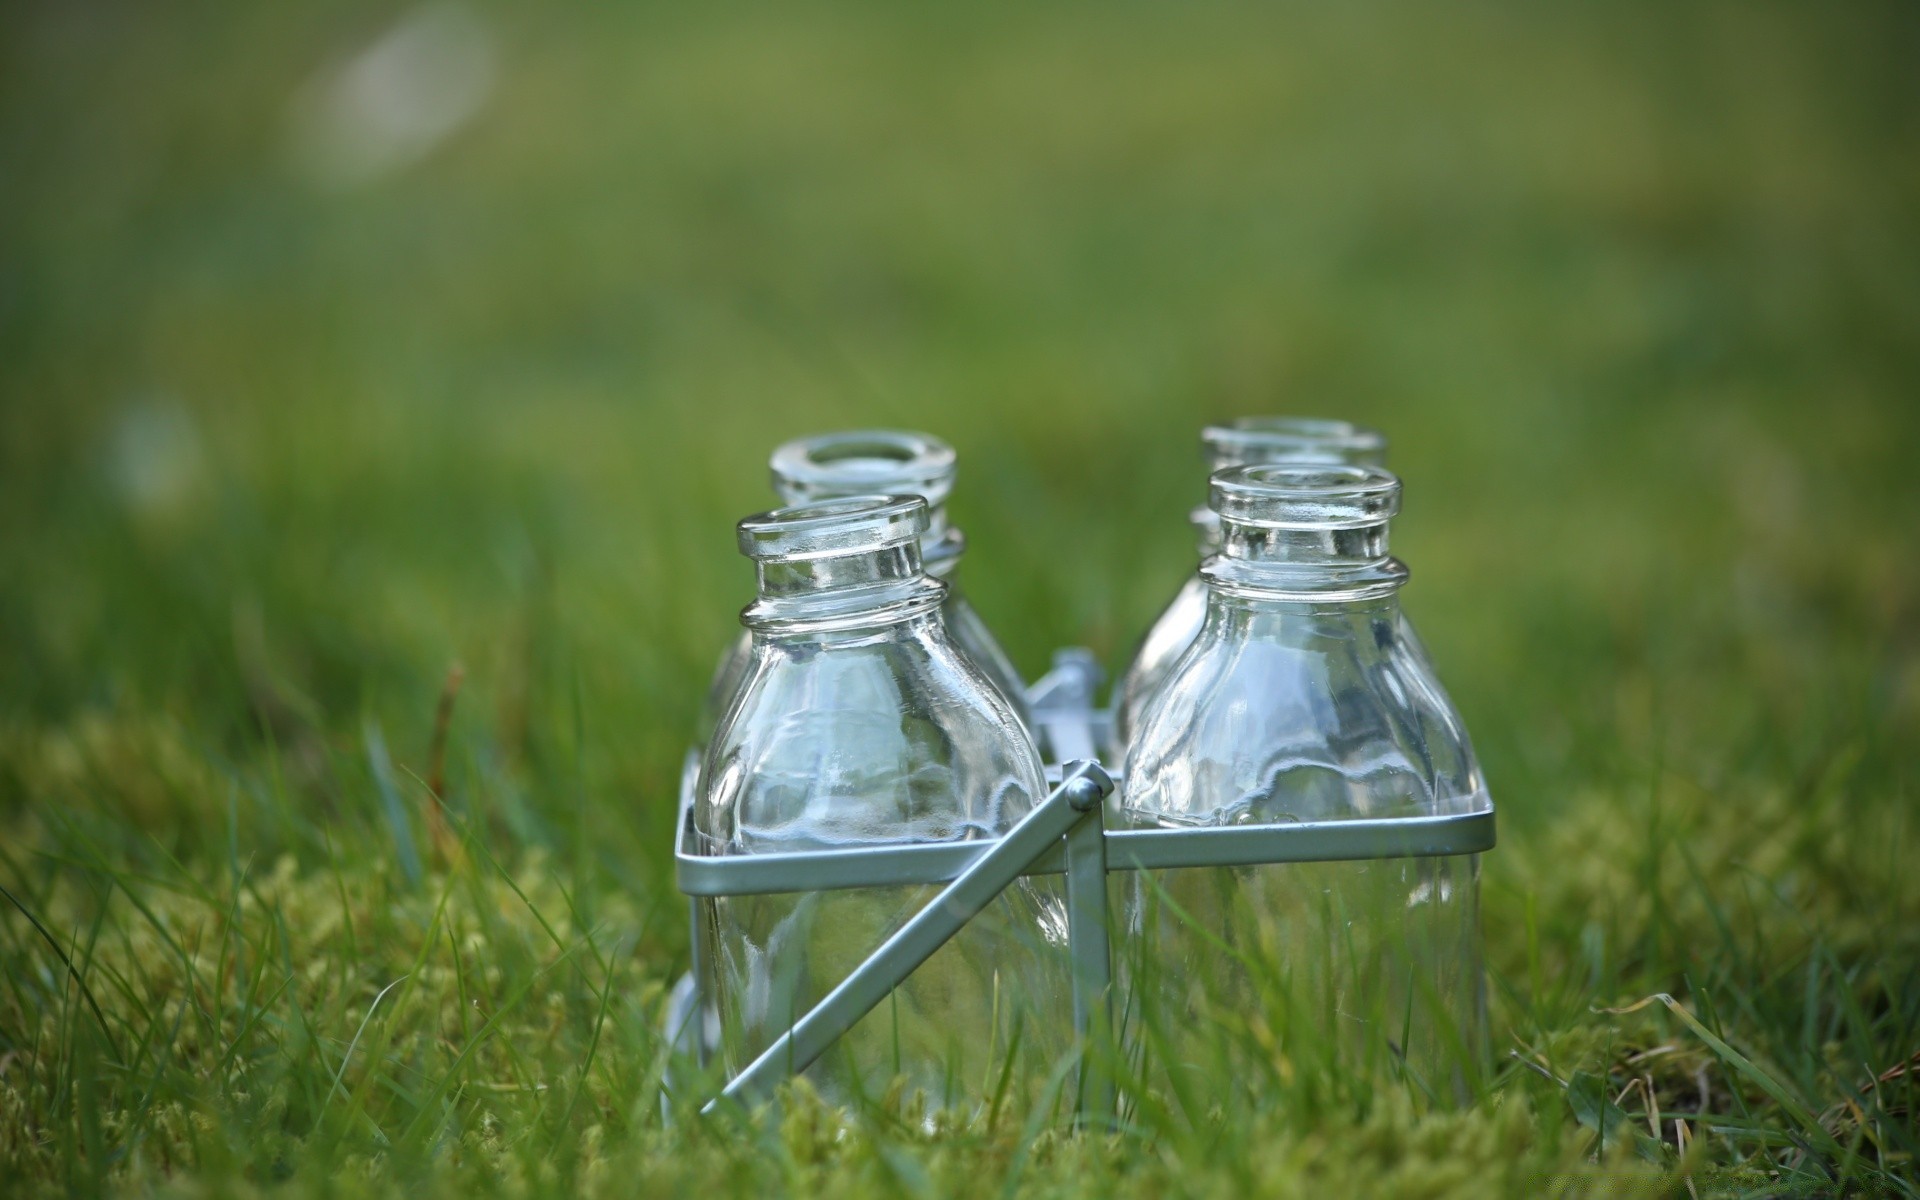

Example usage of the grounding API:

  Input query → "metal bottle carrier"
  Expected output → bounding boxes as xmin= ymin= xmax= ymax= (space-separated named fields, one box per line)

xmin=672 ymin=650 xmax=1496 ymax=1120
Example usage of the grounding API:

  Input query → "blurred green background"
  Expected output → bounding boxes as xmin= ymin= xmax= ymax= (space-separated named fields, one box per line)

xmin=2 ymin=1 xmax=1917 ymax=1193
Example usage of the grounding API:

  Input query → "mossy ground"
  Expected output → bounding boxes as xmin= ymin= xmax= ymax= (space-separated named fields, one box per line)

xmin=2 ymin=2 xmax=1917 ymax=1195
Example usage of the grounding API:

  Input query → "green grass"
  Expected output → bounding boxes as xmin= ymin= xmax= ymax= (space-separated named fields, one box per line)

xmin=3 ymin=0 xmax=1918 ymax=1194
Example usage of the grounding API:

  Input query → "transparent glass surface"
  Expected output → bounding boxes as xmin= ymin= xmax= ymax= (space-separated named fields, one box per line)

xmin=1113 ymin=569 xmax=1208 ymax=752
xmin=695 ymin=495 xmax=1068 ymax=1113
xmin=1113 ymin=417 xmax=1387 ymax=752
xmin=1119 ymin=464 xmax=1486 ymax=1104
xmin=699 ymin=581 xmax=1025 ymax=751
xmin=929 ymin=576 xmax=1029 ymax=727
xmin=697 ymin=429 xmax=1029 ymax=748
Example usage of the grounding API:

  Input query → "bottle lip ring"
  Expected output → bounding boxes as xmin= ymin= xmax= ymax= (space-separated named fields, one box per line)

xmin=1201 ymin=554 xmax=1410 ymax=601
xmin=1202 ymin=417 xmax=1387 ymax=469
xmin=736 ymin=494 xmax=928 ymax=560
xmin=770 ymin=429 xmax=957 ymax=504
xmin=1210 ymin=463 xmax=1401 ymax=529
xmin=742 ymin=577 xmax=948 ymax=633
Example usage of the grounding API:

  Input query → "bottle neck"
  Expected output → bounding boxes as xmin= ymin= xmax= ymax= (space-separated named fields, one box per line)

xmin=755 ymin=542 xmax=917 ymax=599
xmin=920 ymin=504 xmax=965 ymax=579
xmin=922 ymin=502 xmax=952 ymax=544
xmin=1205 ymin=586 xmax=1403 ymax=620
xmin=746 ymin=545 xmax=945 ymax=633
xmin=1189 ymin=506 xmax=1222 ymax=556
xmin=1200 ymin=518 xmax=1407 ymax=603
xmin=1194 ymin=511 xmax=1388 ymax=561
xmin=1220 ymin=521 xmax=1388 ymax=564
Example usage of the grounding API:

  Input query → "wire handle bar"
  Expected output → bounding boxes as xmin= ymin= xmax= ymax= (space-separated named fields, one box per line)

xmin=707 ymin=762 xmax=1114 ymax=1112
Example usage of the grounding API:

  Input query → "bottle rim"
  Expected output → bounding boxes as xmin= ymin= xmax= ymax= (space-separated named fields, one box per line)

xmin=736 ymin=494 xmax=928 ymax=561
xmin=1202 ymin=416 xmax=1387 ymax=470
xmin=769 ymin=429 xmax=957 ymax=505
xmin=1209 ymin=462 xmax=1401 ymax=530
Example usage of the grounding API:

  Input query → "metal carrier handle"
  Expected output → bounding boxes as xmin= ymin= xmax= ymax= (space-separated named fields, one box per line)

xmin=674 ymin=652 xmax=1496 ymax=1120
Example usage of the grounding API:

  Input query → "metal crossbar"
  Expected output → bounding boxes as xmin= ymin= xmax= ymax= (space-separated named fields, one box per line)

xmin=674 ymin=651 xmax=1496 ymax=1119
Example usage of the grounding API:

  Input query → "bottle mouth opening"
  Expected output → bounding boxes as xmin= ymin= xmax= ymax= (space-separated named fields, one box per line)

xmin=770 ymin=429 xmax=957 ymax=504
xmin=1210 ymin=463 xmax=1401 ymax=530
xmin=1201 ymin=416 xmax=1387 ymax=469
xmin=736 ymin=494 xmax=928 ymax=560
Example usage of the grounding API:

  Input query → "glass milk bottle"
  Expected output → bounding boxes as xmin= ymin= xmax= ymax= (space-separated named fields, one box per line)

xmin=1112 ymin=418 xmax=1385 ymax=751
xmin=694 ymin=494 xmax=1067 ymax=1111
xmin=700 ymin=430 xmax=1030 ymax=746
xmin=1120 ymin=463 xmax=1486 ymax=1103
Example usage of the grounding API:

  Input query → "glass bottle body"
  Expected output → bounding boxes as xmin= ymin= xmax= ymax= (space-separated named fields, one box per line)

xmin=695 ymin=498 xmax=1065 ymax=1112
xmin=933 ymin=568 xmax=1031 ymax=729
xmin=1120 ymin=465 xmax=1486 ymax=1104
xmin=1111 ymin=515 xmax=1212 ymax=749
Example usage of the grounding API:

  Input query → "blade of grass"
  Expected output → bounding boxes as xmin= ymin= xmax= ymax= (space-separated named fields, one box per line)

xmin=321 ymin=973 xmax=411 ymax=1116
xmin=1598 ymin=994 xmax=1844 ymax=1162
xmin=0 ymin=880 xmax=120 ymax=1062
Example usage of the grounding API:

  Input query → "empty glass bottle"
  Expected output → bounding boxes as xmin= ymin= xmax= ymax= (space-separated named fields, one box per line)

xmin=694 ymin=494 xmax=1068 ymax=1111
xmin=699 ymin=430 xmax=1030 ymax=747
xmin=1112 ymin=418 xmax=1386 ymax=751
xmin=1120 ymin=463 xmax=1485 ymax=1103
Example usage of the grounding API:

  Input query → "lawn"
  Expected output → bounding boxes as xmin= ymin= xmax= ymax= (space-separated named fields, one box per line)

xmin=2 ymin=1 xmax=1917 ymax=1195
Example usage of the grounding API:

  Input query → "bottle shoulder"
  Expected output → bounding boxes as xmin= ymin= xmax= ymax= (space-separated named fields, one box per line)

xmin=1121 ymin=610 xmax=1481 ymax=824
xmin=696 ymin=624 xmax=1045 ymax=852
xmin=939 ymin=585 xmax=1032 ymax=726
xmin=1114 ymin=573 xmax=1210 ymax=745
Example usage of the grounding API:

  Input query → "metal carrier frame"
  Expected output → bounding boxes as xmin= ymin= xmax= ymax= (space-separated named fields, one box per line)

xmin=673 ymin=651 xmax=1496 ymax=1120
